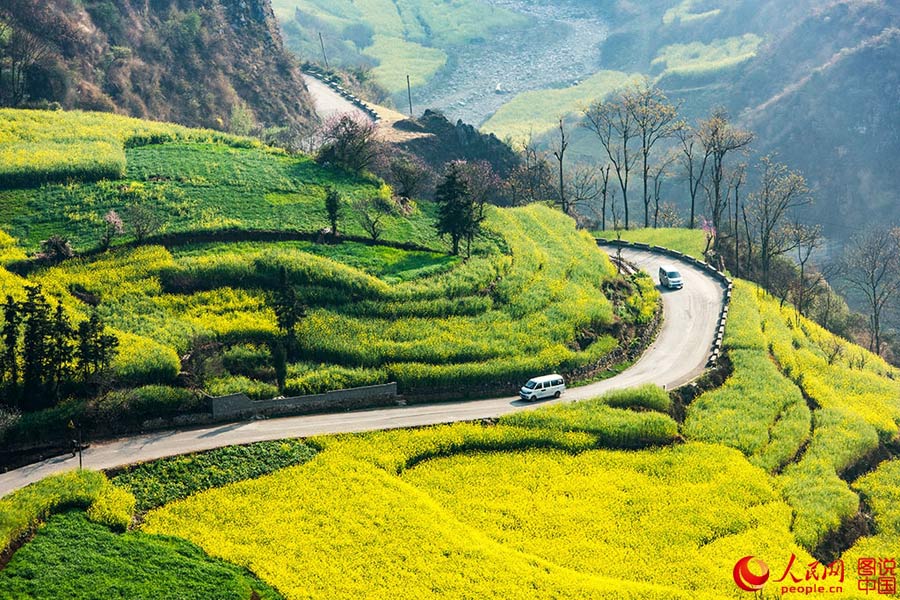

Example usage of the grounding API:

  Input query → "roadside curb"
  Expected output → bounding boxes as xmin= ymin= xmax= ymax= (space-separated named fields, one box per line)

xmin=301 ymin=64 xmax=381 ymax=123
xmin=596 ymin=238 xmax=732 ymax=368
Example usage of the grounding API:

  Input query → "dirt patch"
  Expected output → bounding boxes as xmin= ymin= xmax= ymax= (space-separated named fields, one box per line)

xmin=842 ymin=442 xmax=897 ymax=484
xmin=813 ymin=503 xmax=873 ymax=565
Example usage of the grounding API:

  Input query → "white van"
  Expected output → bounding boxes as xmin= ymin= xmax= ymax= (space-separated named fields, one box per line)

xmin=519 ymin=374 xmax=566 ymax=401
xmin=659 ymin=265 xmax=683 ymax=289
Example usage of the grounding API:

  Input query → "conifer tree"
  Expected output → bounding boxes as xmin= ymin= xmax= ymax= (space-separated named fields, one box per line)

xmin=48 ymin=302 xmax=74 ymax=401
xmin=1 ymin=295 xmax=20 ymax=407
xmin=21 ymin=285 xmax=51 ymax=410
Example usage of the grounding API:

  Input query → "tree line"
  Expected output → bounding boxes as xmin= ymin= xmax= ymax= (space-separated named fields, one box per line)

xmin=559 ymin=83 xmax=900 ymax=359
xmin=1 ymin=286 xmax=118 ymax=412
xmin=255 ymin=107 xmax=900 ymax=361
xmin=316 ymin=114 xmax=494 ymax=257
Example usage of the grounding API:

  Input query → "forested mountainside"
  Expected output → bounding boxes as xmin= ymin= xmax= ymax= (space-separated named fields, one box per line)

xmin=595 ymin=0 xmax=900 ymax=241
xmin=0 ymin=0 xmax=316 ymax=132
xmin=734 ymin=2 xmax=900 ymax=236
xmin=542 ymin=0 xmax=900 ymax=242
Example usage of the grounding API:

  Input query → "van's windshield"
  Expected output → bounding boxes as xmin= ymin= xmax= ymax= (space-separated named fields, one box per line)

xmin=524 ymin=380 xmax=537 ymax=389
xmin=668 ymin=271 xmax=681 ymax=278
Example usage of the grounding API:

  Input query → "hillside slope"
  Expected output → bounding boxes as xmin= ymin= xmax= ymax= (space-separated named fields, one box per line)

xmin=605 ymin=0 xmax=900 ymax=242
xmin=0 ymin=0 xmax=316 ymax=131
xmin=0 ymin=108 xmax=654 ymax=457
xmin=736 ymin=5 xmax=900 ymax=235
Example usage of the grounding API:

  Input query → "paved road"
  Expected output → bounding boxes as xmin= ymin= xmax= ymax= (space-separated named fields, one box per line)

xmin=0 ymin=247 xmax=725 ymax=497
xmin=301 ymin=74 xmax=371 ymax=122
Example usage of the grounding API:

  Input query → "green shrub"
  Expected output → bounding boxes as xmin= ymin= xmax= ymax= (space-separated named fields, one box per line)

xmin=623 ymin=273 xmax=660 ymax=325
xmin=500 ymin=401 xmax=678 ymax=449
xmin=222 ymin=343 xmax=272 ymax=378
xmin=0 ymin=399 xmax=87 ymax=448
xmin=284 ymin=363 xmax=389 ymax=396
xmin=602 ymin=384 xmax=671 ymax=413
xmin=205 ymin=375 xmax=278 ymax=400
xmin=112 ymin=334 xmax=181 ymax=385
xmin=91 ymin=386 xmax=203 ymax=428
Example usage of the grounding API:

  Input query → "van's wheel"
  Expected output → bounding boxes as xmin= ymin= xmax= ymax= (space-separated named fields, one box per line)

xmin=554 ymin=391 xmax=561 ymax=399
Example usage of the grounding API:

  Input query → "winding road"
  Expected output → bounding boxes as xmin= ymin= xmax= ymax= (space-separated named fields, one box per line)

xmin=301 ymin=74 xmax=371 ymax=123
xmin=0 ymin=247 xmax=725 ymax=497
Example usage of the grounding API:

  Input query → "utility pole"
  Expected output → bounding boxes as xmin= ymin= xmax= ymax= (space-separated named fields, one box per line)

xmin=407 ymin=75 xmax=414 ymax=117
xmin=68 ymin=419 xmax=84 ymax=470
xmin=319 ymin=32 xmax=329 ymax=69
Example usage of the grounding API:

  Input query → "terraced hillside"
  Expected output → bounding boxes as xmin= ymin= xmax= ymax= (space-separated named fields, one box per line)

xmin=1 ymin=227 xmax=898 ymax=599
xmin=0 ymin=108 xmax=654 ymax=450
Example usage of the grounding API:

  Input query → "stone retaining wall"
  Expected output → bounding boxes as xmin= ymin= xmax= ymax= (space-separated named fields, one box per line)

xmin=211 ymin=383 xmax=398 ymax=420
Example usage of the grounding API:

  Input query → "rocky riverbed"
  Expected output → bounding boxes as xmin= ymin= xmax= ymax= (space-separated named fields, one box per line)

xmin=411 ymin=0 xmax=609 ymax=127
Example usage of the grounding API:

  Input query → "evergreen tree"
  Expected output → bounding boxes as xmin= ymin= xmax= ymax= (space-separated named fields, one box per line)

xmin=76 ymin=312 xmax=118 ymax=387
xmin=435 ymin=163 xmax=476 ymax=256
xmin=271 ymin=266 xmax=306 ymax=360
xmin=270 ymin=341 xmax=287 ymax=395
xmin=324 ymin=186 xmax=342 ymax=240
xmin=1 ymin=295 xmax=21 ymax=407
xmin=76 ymin=317 xmax=98 ymax=382
xmin=21 ymin=285 xmax=51 ymax=410
xmin=48 ymin=302 xmax=74 ymax=401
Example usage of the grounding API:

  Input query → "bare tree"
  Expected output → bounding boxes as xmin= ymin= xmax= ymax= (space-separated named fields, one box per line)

xmin=628 ymin=85 xmax=682 ymax=227
xmin=728 ymin=163 xmax=747 ymax=276
xmin=0 ymin=20 xmax=9 ymax=104
xmin=1 ymin=28 xmax=51 ymax=106
xmin=507 ymin=136 xmax=554 ymax=205
xmin=789 ymin=222 xmax=824 ymax=323
xmin=598 ymin=164 xmax=612 ymax=231
xmin=352 ymin=196 xmax=396 ymax=241
xmin=650 ymin=151 xmax=677 ymax=228
xmin=697 ymin=109 xmax=753 ymax=246
xmin=551 ymin=117 xmax=571 ymax=214
xmin=840 ymin=227 xmax=900 ymax=355
xmin=388 ymin=155 xmax=430 ymax=199
xmin=568 ymin=163 xmax=602 ymax=217
xmin=456 ymin=160 xmax=501 ymax=211
xmin=583 ymin=92 xmax=639 ymax=229
xmin=675 ymin=125 xmax=712 ymax=229
xmin=657 ymin=202 xmax=683 ymax=228
xmin=823 ymin=335 xmax=846 ymax=366
xmin=745 ymin=156 xmax=811 ymax=289
xmin=265 ymin=121 xmax=323 ymax=154
xmin=811 ymin=262 xmax=847 ymax=334
xmin=317 ymin=113 xmax=382 ymax=174
xmin=127 ymin=204 xmax=162 ymax=243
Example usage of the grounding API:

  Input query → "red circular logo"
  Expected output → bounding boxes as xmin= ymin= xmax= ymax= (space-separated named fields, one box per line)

xmin=733 ymin=556 xmax=770 ymax=592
